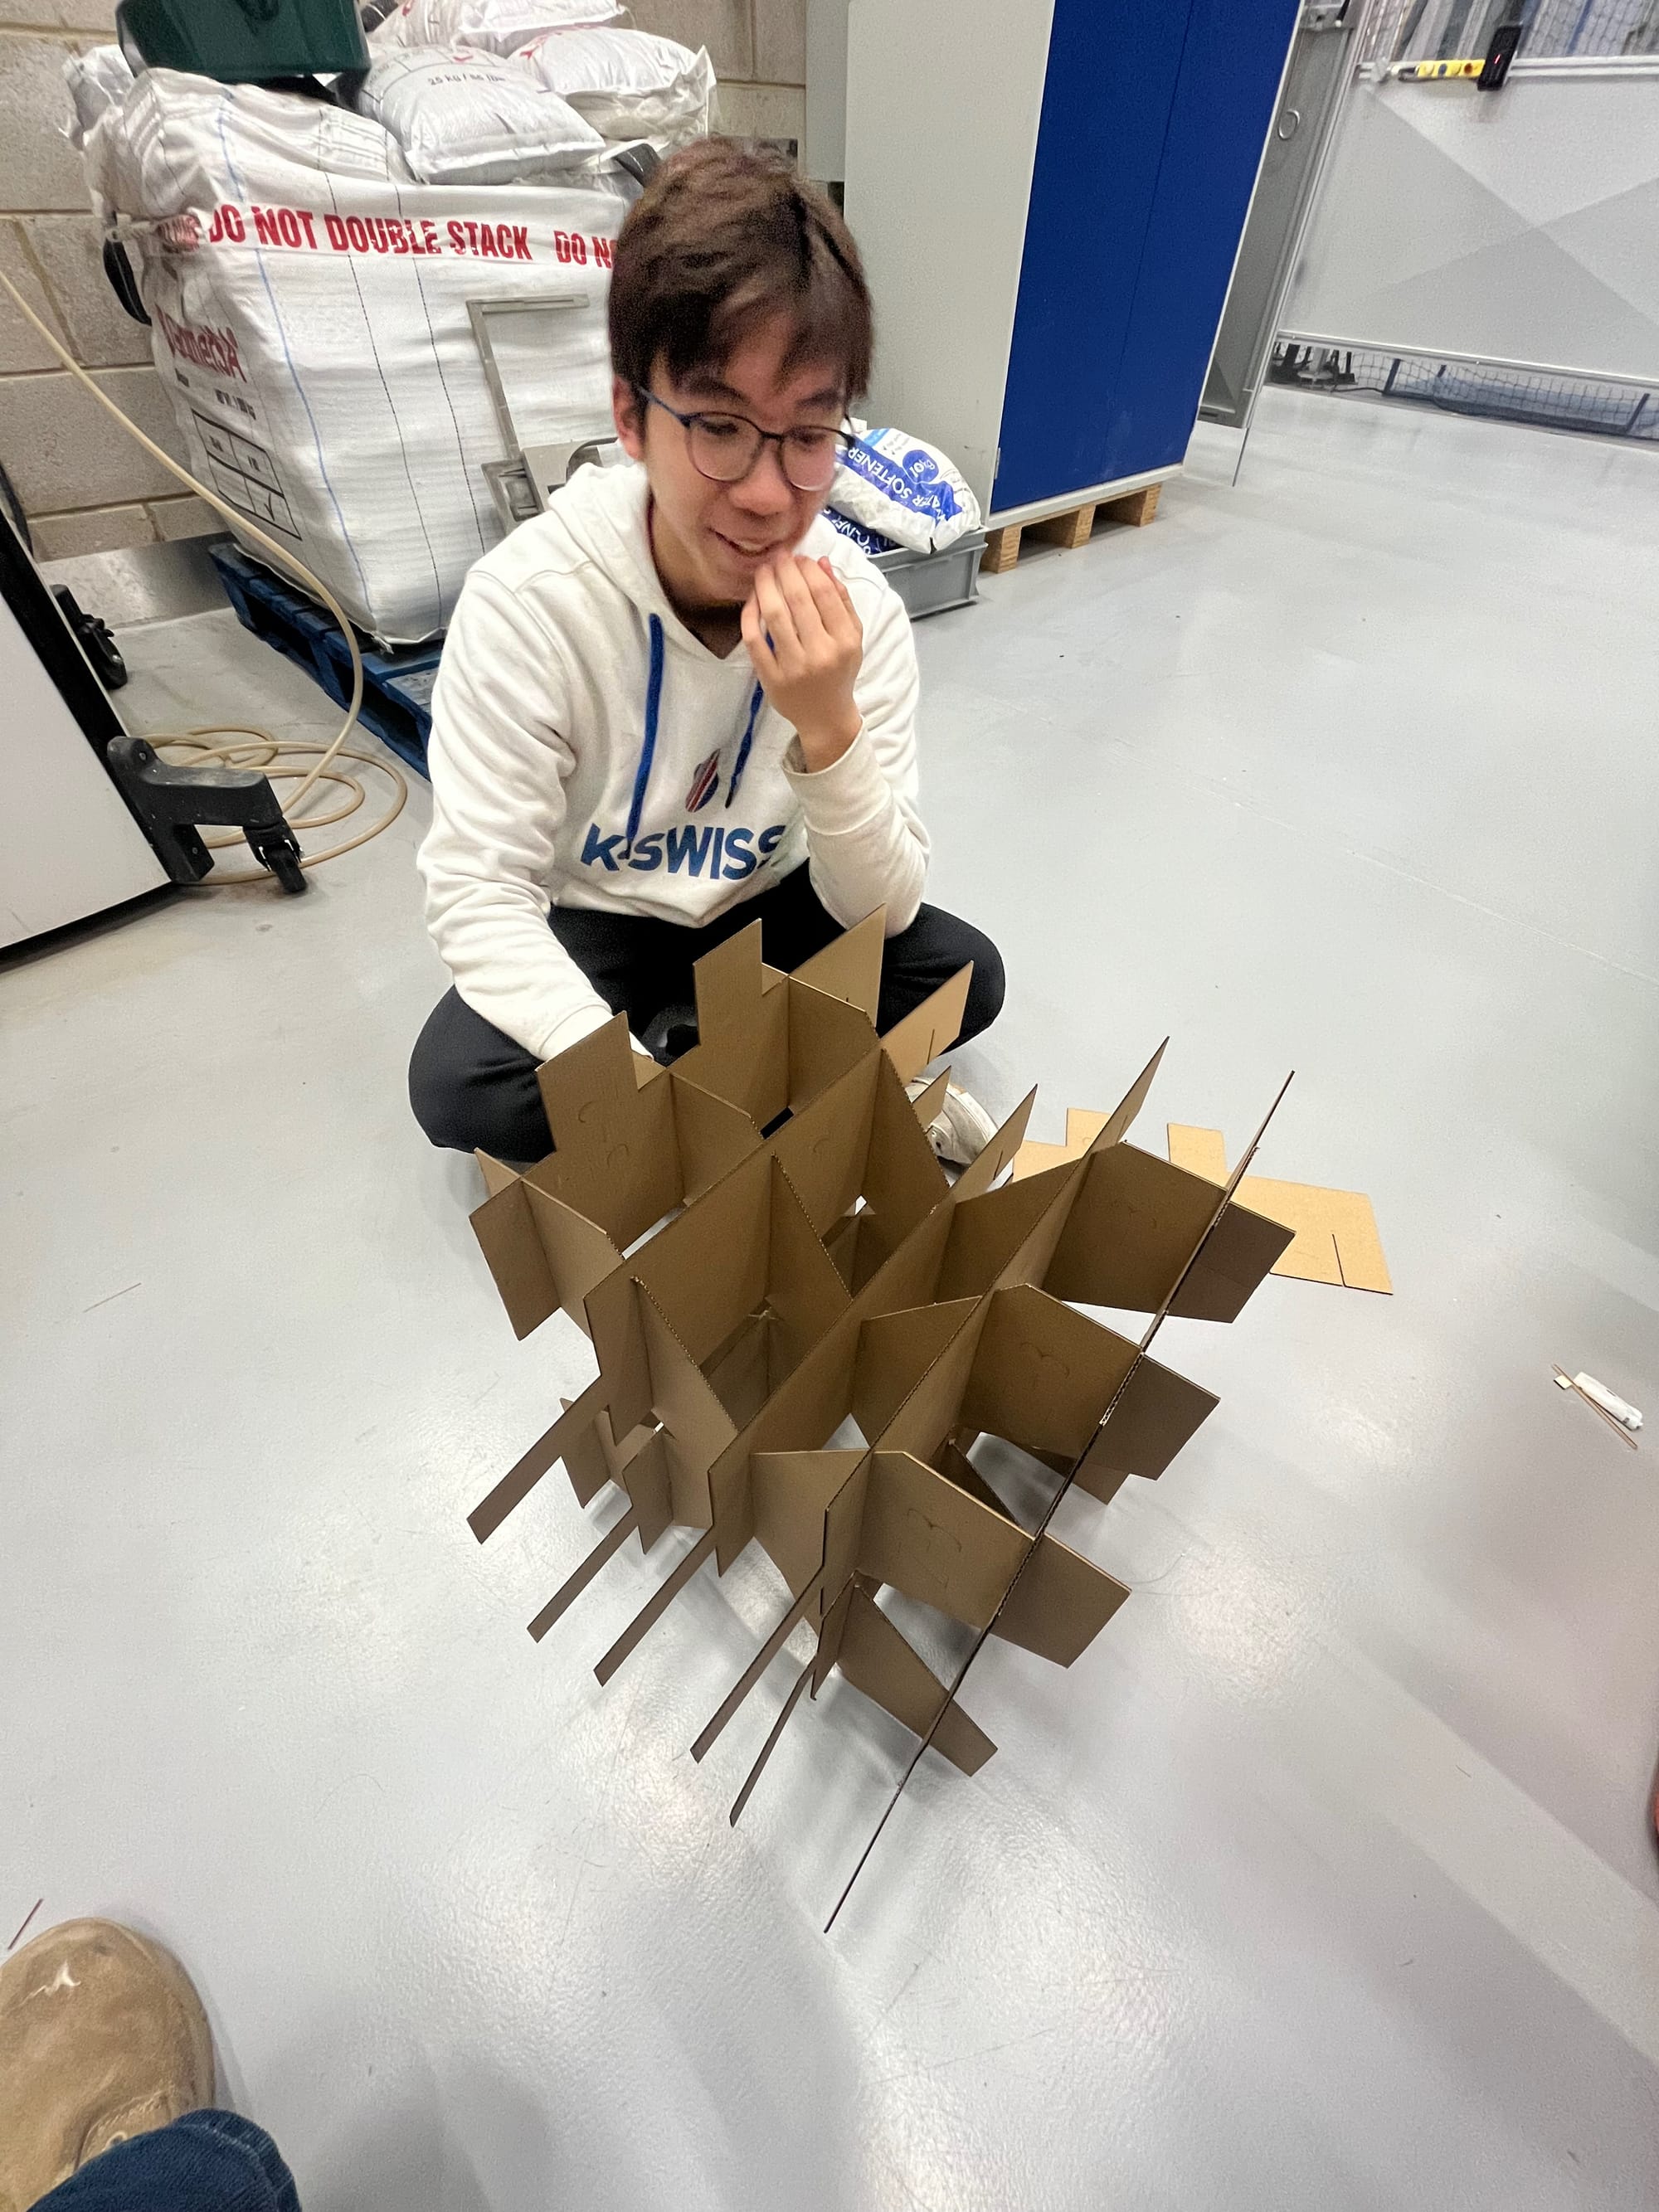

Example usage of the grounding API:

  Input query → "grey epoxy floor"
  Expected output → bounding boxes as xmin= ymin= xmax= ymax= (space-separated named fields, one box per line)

xmin=4 ymin=387 xmax=1658 ymax=2210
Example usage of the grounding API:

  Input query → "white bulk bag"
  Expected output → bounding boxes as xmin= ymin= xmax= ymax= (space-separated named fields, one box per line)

xmin=87 ymin=69 xmax=634 ymax=642
xmin=518 ymin=28 xmax=714 ymax=146
xmin=356 ymin=46 xmax=603 ymax=183
xmin=371 ymin=0 xmax=623 ymax=54
xmin=62 ymin=44 xmax=134 ymax=149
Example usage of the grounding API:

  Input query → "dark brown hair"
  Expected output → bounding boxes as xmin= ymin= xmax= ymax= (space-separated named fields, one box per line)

xmin=608 ymin=141 xmax=873 ymax=405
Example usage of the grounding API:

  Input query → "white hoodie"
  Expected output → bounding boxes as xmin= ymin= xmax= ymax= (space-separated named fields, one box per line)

xmin=417 ymin=460 xmax=927 ymax=1062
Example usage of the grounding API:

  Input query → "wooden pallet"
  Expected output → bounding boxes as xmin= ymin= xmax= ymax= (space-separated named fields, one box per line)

xmin=208 ymin=543 xmax=440 ymax=779
xmin=980 ymin=480 xmax=1161 ymax=576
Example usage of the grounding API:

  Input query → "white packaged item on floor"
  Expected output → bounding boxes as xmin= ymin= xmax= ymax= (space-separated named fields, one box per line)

xmin=85 ymin=68 xmax=634 ymax=643
xmin=355 ymin=46 xmax=603 ymax=183
xmin=62 ymin=44 xmax=134 ymax=148
xmin=518 ymin=27 xmax=714 ymax=146
xmin=370 ymin=0 xmax=623 ymax=54
xmin=830 ymin=425 xmax=982 ymax=555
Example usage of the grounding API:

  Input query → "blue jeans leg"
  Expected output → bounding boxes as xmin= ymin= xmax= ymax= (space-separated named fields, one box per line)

xmin=32 ymin=2111 xmax=299 ymax=2212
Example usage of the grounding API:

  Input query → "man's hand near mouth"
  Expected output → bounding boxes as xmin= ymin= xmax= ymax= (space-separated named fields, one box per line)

xmin=742 ymin=551 xmax=865 ymax=772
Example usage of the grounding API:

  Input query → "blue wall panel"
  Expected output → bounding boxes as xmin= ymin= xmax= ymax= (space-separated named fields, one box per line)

xmin=991 ymin=0 xmax=1192 ymax=515
xmin=1102 ymin=0 xmax=1302 ymax=481
xmin=993 ymin=0 xmax=1298 ymax=514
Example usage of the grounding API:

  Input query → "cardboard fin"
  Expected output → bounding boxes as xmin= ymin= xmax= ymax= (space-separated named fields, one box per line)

xmin=859 ymin=1055 xmax=951 ymax=1263
xmin=670 ymin=1069 xmax=760 ymax=1200
xmin=1075 ymin=1356 xmax=1219 ymax=1501
xmin=1172 ymin=1198 xmax=1297 ymax=1321
xmin=475 ymin=1149 xmax=522 ymax=1198
xmin=615 ymin=1145 xmax=773 ymax=1374
xmin=535 ymin=1016 xmax=681 ymax=1245
xmin=950 ymin=1086 xmax=1037 ymax=1202
xmin=1097 ymin=1039 xmax=1168 ymax=1150
xmin=468 ymin=1372 xmax=610 ymax=1542
xmin=908 ymin=1067 xmax=950 ymax=1128
xmin=703 ymin=1313 xmax=772 ymax=1428
xmin=872 ymin=1294 xmax=990 ymax=1462
xmin=691 ymin=919 xmax=767 ymax=1045
xmin=707 ymin=1306 xmax=864 ymax=1573
xmin=691 ymin=1576 xmax=820 ymax=1762
xmin=767 ymin=1051 xmax=880 ymax=1233
xmin=520 ymin=1179 xmax=625 ymax=1332
xmin=812 ymin=1574 xmax=859 ymax=1692
xmin=527 ymin=1502 xmax=640 ymax=1641
xmin=965 ymin=1285 xmax=1138 ymax=1460
xmin=620 ymin=1427 xmax=674 ymax=1552
xmin=937 ymin=1161 xmax=1073 ymax=1300
xmin=936 ymin=1437 xmax=1018 ymax=1522
xmin=789 ymin=975 xmax=884 ymax=1110
xmin=469 ymin=1177 xmax=559 ymax=1342
xmin=880 ymin=964 xmax=972 ymax=1083
xmin=860 ymin=1450 xmax=1029 ymax=1626
xmin=766 ymin=1157 xmax=854 ymax=1373
xmin=792 ymin=907 xmax=885 ymax=1019
xmin=729 ymin=1655 xmax=813 ymax=1826
xmin=751 ymin=1449 xmax=864 ymax=1595
xmin=1042 ymin=1143 xmax=1224 ymax=1314
xmin=833 ymin=1587 xmax=995 ymax=1775
xmin=819 ymin=1454 xmax=873 ymax=1621
xmin=592 ymin=1524 xmax=717 ymax=1687
xmin=851 ymin=1199 xmax=953 ymax=1320
xmin=638 ymin=1286 xmax=736 ymax=1529
xmin=557 ymin=1397 xmax=617 ymax=1509
xmin=991 ymin=1535 xmax=1131 ymax=1665
xmin=854 ymin=1298 xmax=980 ymax=1441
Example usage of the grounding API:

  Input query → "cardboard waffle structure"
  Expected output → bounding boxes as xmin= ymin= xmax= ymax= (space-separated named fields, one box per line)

xmin=464 ymin=911 xmax=1296 ymax=1898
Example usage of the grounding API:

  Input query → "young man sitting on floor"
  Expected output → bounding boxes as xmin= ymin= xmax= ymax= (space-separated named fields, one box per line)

xmin=408 ymin=141 xmax=1005 ymax=1166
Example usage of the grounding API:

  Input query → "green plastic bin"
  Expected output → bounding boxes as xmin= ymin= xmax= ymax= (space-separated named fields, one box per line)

xmin=116 ymin=0 xmax=369 ymax=82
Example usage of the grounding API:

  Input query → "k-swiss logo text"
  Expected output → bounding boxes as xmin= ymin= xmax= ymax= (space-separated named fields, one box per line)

xmin=581 ymin=822 xmax=787 ymax=879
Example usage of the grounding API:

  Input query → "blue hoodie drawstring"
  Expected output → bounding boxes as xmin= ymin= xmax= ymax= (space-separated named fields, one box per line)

xmin=623 ymin=619 xmax=767 ymax=849
xmin=726 ymin=681 xmax=764 ymax=808
xmin=622 ymin=612 xmax=667 ymax=858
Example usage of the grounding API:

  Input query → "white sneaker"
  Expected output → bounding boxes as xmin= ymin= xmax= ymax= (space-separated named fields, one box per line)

xmin=907 ymin=1077 xmax=999 ymax=1169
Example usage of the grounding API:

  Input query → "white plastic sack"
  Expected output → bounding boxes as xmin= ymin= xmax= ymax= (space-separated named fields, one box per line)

xmin=371 ymin=0 xmax=623 ymax=54
xmin=518 ymin=28 xmax=713 ymax=146
xmin=88 ymin=68 xmax=634 ymax=642
xmin=829 ymin=426 xmax=981 ymax=555
xmin=63 ymin=44 xmax=134 ymax=148
xmin=356 ymin=46 xmax=602 ymax=183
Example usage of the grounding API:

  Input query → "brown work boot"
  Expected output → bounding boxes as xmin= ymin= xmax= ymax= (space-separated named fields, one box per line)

xmin=0 ymin=1919 xmax=214 ymax=2212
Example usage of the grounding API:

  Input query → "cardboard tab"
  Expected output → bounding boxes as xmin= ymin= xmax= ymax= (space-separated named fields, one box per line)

xmin=992 ymin=1535 xmax=1130 ymax=1665
xmin=791 ymin=907 xmax=884 ymax=1019
xmin=833 ymin=1587 xmax=995 ymax=1775
xmin=879 ymin=965 xmax=972 ymax=1083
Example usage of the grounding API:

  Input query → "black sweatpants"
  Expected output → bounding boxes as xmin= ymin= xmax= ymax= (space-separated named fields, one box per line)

xmin=409 ymin=863 xmax=1005 ymax=1160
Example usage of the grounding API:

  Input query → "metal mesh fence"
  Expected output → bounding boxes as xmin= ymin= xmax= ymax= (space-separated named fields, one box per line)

xmin=1268 ymin=343 xmax=1659 ymax=440
xmin=1360 ymin=0 xmax=1659 ymax=66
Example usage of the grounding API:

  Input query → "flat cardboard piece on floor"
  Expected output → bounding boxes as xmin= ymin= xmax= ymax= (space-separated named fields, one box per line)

xmin=1166 ymin=1125 xmax=1392 ymax=1293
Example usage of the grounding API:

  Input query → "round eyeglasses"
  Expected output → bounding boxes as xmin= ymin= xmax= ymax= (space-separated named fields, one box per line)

xmin=635 ymin=386 xmax=855 ymax=493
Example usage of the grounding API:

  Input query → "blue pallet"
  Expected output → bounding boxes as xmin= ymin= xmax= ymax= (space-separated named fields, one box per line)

xmin=209 ymin=543 xmax=441 ymax=779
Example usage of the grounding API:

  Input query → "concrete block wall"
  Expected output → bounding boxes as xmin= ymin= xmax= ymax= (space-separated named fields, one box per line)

xmin=0 ymin=0 xmax=805 ymax=562
xmin=0 ymin=1 xmax=204 ymax=557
